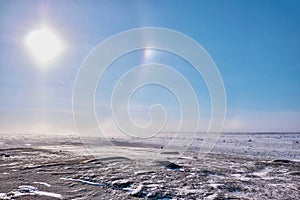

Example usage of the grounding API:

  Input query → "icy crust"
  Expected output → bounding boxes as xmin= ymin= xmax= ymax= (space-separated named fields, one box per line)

xmin=0 ymin=185 xmax=63 ymax=199
xmin=0 ymin=146 xmax=299 ymax=199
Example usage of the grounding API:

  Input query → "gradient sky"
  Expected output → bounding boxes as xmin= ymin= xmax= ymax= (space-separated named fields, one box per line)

xmin=0 ymin=0 xmax=299 ymax=134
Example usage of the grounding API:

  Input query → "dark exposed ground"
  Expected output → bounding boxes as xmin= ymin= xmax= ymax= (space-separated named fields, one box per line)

xmin=0 ymin=134 xmax=299 ymax=199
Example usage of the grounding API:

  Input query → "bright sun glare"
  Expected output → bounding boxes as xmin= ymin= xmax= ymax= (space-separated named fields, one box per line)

xmin=26 ymin=27 xmax=63 ymax=64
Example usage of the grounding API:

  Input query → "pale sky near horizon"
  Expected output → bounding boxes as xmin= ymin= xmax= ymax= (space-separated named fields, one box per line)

xmin=0 ymin=0 xmax=299 ymax=134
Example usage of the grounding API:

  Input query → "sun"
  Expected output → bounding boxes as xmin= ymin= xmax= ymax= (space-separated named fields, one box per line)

xmin=26 ymin=27 xmax=63 ymax=64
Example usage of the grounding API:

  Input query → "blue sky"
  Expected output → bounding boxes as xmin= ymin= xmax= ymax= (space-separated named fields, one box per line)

xmin=0 ymin=0 xmax=299 ymax=133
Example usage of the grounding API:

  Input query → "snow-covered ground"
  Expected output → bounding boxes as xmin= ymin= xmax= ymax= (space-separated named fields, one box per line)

xmin=0 ymin=133 xmax=299 ymax=199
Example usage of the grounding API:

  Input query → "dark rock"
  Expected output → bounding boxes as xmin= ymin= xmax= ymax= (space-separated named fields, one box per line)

xmin=156 ymin=161 xmax=182 ymax=170
xmin=272 ymin=159 xmax=292 ymax=164
xmin=0 ymin=153 xmax=10 ymax=157
xmin=166 ymin=162 xmax=181 ymax=170
xmin=289 ymin=172 xmax=300 ymax=176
